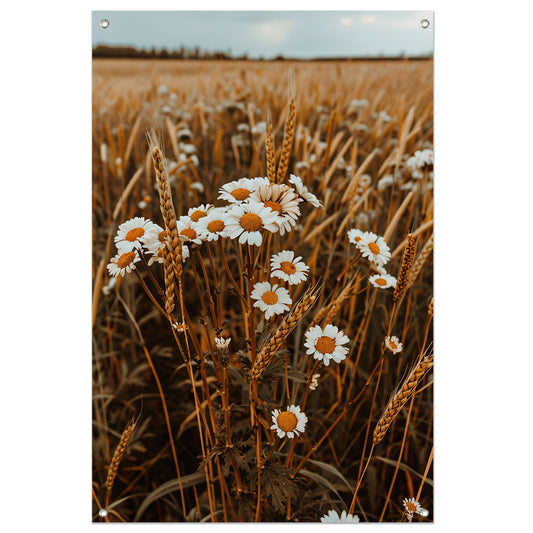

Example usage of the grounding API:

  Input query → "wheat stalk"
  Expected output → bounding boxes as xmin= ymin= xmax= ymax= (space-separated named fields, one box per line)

xmin=249 ymin=283 xmax=321 ymax=381
xmin=373 ymin=352 xmax=433 ymax=445
xmin=276 ymin=99 xmax=295 ymax=183
xmin=393 ymin=233 xmax=417 ymax=303
xmin=105 ymin=417 xmax=138 ymax=504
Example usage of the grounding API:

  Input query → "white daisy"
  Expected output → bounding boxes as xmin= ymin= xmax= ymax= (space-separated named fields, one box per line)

xmin=288 ymin=174 xmax=323 ymax=207
xmin=347 ymin=228 xmax=367 ymax=245
xmin=403 ymin=497 xmax=425 ymax=520
xmin=176 ymin=216 xmax=205 ymax=245
xmin=359 ymin=174 xmax=372 ymax=188
xmin=196 ymin=208 xmax=230 ymax=241
xmin=320 ymin=510 xmax=360 ymax=523
xmin=270 ymin=250 xmax=309 ymax=285
xmin=356 ymin=232 xmax=391 ymax=267
xmin=225 ymin=202 xmax=279 ymax=246
xmin=114 ymin=217 xmax=156 ymax=252
xmin=385 ymin=335 xmax=403 ymax=354
xmin=270 ymin=405 xmax=307 ymax=438
xmin=304 ymin=324 xmax=350 ymax=366
xmin=218 ymin=177 xmax=269 ymax=204
xmin=251 ymin=281 xmax=292 ymax=320
xmin=107 ymin=250 xmax=140 ymax=277
xmin=369 ymin=273 xmax=397 ymax=289
xmin=187 ymin=204 xmax=214 ymax=223
xmin=249 ymin=183 xmax=301 ymax=235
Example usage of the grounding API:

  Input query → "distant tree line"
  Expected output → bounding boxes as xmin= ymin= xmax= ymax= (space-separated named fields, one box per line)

xmin=92 ymin=45 xmax=250 ymax=60
xmin=92 ymin=44 xmax=432 ymax=61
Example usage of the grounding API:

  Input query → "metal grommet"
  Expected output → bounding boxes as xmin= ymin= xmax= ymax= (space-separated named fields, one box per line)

xmin=421 ymin=19 xmax=430 ymax=29
xmin=100 ymin=19 xmax=110 ymax=29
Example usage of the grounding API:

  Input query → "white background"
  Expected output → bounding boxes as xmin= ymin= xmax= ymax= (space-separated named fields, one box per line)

xmin=1 ymin=0 xmax=532 ymax=531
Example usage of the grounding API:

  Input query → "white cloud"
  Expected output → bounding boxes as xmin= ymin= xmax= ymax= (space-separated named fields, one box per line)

xmin=251 ymin=20 xmax=293 ymax=44
xmin=339 ymin=16 xmax=353 ymax=27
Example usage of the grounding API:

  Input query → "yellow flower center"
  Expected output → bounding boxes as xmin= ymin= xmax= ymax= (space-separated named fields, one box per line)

xmin=158 ymin=230 xmax=167 ymax=242
xmin=354 ymin=236 xmax=362 ymax=242
xmin=231 ymin=187 xmax=251 ymax=201
xmin=180 ymin=228 xmax=197 ymax=240
xmin=264 ymin=200 xmax=282 ymax=214
xmin=125 ymin=227 xmax=144 ymax=242
xmin=190 ymin=210 xmax=207 ymax=222
xmin=240 ymin=212 xmax=262 ymax=232
xmin=262 ymin=290 xmax=278 ymax=305
xmin=277 ymin=411 xmax=298 ymax=432
xmin=389 ymin=340 xmax=397 ymax=350
xmin=207 ymin=219 xmax=225 ymax=233
xmin=405 ymin=502 xmax=417 ymax=512
xmin=315 ymin=336 xmax=336 ymax=354
xmin=375 ymin=277 xmax=388 ymax=286
xmin=368 ymin=242 xmax=380 ymax=255
xmin=280 ymin=261 xmax=296 ymax=275
xmin=117 ymin=252 xmax=136 ymax=269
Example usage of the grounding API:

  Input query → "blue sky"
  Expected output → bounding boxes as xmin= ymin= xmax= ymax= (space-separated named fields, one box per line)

xmin=92 ymin=11 xmax=433 ymax=58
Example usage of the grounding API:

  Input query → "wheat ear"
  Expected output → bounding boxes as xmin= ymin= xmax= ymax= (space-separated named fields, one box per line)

xmin=105 ymin=417 xmax=138 ymax=504
xmin=324 ymin=276 xmax=360 ymax=325
xmin=276 ymin=99 xmax=295 ymax=183
xmin=407 ymin=234 xmax=433 ymax=287
xmin=393 ymin=233 xmax=417 ymax=303
xmin=266 ymin=122 xmax=276 ymax=182
xmin=373 ymin=353 xmax=433 ymax=445
xmin=249 ymin=284 xmax=321 ymax=381
xmin=146 ymin=129 xmax=183 ymax=281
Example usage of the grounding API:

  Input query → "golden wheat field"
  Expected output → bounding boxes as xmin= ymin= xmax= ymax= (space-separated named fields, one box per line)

xmin=92 ymin=57 xmax=434 ymax=523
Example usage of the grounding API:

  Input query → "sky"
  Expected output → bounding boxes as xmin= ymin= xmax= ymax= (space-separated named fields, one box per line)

xmin=92 ymin=10 xmax=433 ymax=59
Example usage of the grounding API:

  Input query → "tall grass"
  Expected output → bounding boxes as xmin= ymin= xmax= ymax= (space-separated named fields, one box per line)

xmin=92 ymin=58 xmax=433 ymax=522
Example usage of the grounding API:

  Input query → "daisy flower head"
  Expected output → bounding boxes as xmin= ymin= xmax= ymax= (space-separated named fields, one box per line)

xmin=176 ymin=216 xmax=205 ymax=245
xmin=288 ymin=174 xmax=323 ymax=207
xmin=251 ymin=281 xmax=292 ymax=320
xmin=356 ymin=232 xmax=391 ymax=267
xmin=250 ymin=183 xmax=301 ymax=235
xmin=320 ymin=510 xmax=360 ymax=523
xmin=225 ymin=202 xmax=279 ymax=246
xmin=385 ymin=335 xmax=403 ymax=354
xmin=304 ymin=324 xmax=350 ymax=366
xmin=347 ymin=228 xmax=367 ymax=245
xmin=187 ymin=204 xmax=214 ymax=223
xmin=114 ymin=217 xmax=156 ymax=252
xmin=107 ymin=250 xmax=140 ymax=278
xmin=270 ymin=405 xmax=307 ymax=438
xmin=218 ymin=177 xmax=269 ymax=204
xmin=403 ymin=497 xmax=425 ymax=520
xmin=270 ymin=250 xmax=309 ymax=285
xmin=196 ymin=208 xmax=230 ymax=241
xmin=369 ymin=272 xmax=397 ymax=289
